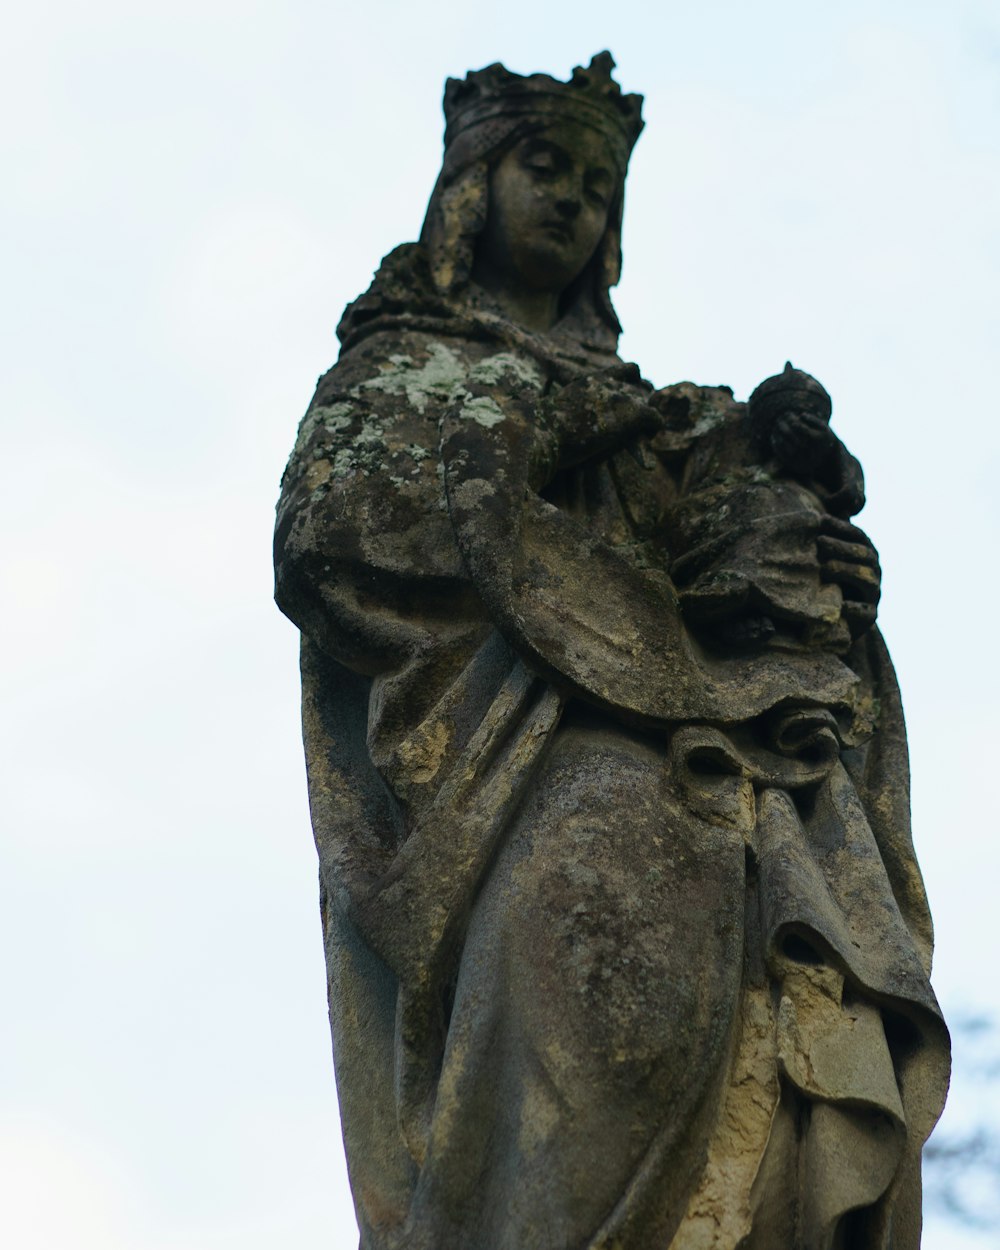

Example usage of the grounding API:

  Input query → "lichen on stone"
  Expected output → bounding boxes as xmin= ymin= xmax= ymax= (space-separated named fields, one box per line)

xmin=292 ymin=400 xmax=356 ymax=460
xmin=353 ymin=342 xmax=468 ymax=414
xmin=467 ymin=351 xmax=544 ymax=390
xmin=459 ymin=395 xmax=506 ymax=428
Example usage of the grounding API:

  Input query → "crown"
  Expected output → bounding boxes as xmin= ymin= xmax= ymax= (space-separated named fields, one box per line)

xmin=749 ymin=362 xmax=832 ymax=423
xmin=442 ymin=52 xmax=644 ymax=171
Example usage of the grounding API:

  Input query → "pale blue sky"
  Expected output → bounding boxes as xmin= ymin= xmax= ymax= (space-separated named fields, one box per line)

xmin=3 ymin=1 xmax=999 ymax=1245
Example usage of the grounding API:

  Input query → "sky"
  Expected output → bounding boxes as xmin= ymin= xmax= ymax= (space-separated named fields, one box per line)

xmin=2 ymin=0 xmax=999 ymax=1246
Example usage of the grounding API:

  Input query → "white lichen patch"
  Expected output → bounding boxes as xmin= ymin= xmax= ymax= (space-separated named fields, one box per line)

xmin=350 ymin=343 xmax=541 ymax=416
xmin=352 ymin=342 xmax=468 ymax=414
xmin=332 ymin=448 xmax=358 ymax=478
xmin=688 ymin=408 xmax=728 ymax=438
xmin=459 ymin=396 xmax=505 ymax=428
xmin=290 ymin=343 xmax=542 ymax=491
xmin=354 ymin=416 xmax=385 ymax=448
xmin=292 ymin=400 xmax=356 ymax=459
xmin=468 ymin=351 xmax=544 ymax=390
xmin=317 ymin=415 xmax=388 ymax=479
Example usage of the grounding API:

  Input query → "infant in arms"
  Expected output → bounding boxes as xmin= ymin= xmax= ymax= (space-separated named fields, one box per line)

xmin=655 ymin=363 xmax=878 ymax=653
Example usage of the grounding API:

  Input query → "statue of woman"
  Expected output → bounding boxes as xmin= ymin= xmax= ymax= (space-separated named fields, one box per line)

xmin=274 ymin=53 xmax=949 ymax=1250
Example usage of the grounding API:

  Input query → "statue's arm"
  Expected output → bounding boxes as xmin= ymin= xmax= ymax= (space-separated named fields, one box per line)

xmin=653 ymin=381 xmax=879 ymax=639
xmin=273 ymin=370 xmax=472 ymax=676
xmin=440 ymin=378 xmax=856 ymax=724
xmin=767 ymin=415 xmax=879 ymax=630
xmin=767 ymin=409 xmax=866 ymax=518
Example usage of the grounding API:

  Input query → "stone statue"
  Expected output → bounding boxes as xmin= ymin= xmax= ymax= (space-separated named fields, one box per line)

xmin=274 ymin=53 xmax=950 ymax=1249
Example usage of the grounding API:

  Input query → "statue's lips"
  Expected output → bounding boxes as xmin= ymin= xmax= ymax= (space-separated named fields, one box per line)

xmin=541 ymin=221 xmax=575 ymax=244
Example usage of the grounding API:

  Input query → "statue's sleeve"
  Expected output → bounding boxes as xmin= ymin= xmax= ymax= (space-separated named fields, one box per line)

xmin=819 ymin=441 xmax=866 ymax=518
xmin=273 ymin=346 xmax=474 ymax=678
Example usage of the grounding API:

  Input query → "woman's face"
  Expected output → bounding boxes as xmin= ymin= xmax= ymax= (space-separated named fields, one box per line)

xmin=476 ymin=120 xmax=618 ymax=296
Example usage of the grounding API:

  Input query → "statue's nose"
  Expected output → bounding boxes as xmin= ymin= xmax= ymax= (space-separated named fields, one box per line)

xmin=555 ymin=196 xmax=581 ymax=220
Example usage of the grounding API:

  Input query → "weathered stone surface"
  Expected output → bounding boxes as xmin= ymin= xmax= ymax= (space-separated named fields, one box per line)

xmin=274 ymin=52 xmax=950 ymax=1249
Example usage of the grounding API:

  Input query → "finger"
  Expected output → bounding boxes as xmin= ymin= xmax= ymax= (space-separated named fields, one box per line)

xmin=774 ymin=410 xmax=827 ymax=434
xmin=820 ymin=560 xmax=881 ymax=602
xmin=772 ymin=414 xmax=808 ymax=440
xmin=798 ymin=412 xmax=829 ymax=430
xmin=771 ymin=426 xmax=810 ymax=457
xmin=816 ymin=535 xmax=881 ymax=567
xmin=842 ymin=601 xmax=878 ymax=638
xmin=818 ymin=515 xmax=875 ymax=547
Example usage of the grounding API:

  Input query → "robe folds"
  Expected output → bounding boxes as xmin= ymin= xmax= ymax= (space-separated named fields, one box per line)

xmin=274 ymin=245 xmax=949 ymax=1250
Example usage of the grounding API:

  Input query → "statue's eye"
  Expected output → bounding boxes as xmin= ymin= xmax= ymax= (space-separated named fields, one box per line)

xmin=521 ymin=143 xmax=566 ymax=177
xmin=524 ymin=153 xmax=557 ymax=176
xmin=584 ymin=173 xmax=612 ymax=208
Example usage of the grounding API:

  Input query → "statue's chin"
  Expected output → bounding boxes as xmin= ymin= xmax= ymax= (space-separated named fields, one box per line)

xmin=513 ymin=241 xmax=591 ymax=296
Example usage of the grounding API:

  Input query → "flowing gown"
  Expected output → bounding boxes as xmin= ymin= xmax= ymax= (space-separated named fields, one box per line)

xmin=274 ymin=244 xmax=949 ymax=1250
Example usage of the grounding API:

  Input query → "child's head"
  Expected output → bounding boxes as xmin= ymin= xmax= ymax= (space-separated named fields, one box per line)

xmin=748 ymin=362 xmax=832 ymax=447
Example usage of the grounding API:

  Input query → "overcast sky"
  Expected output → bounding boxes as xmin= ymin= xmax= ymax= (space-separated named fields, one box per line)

xmin=3 ymin=1 xmax=999 ymax=1246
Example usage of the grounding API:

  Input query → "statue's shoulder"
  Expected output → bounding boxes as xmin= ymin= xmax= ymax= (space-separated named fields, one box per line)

xmin=335 ymin=243 xmax=459 ymax=351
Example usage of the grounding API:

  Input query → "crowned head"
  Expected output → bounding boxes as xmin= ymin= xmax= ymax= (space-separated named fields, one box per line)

xmin=420 ymin=53 xmax=644 ymax=348
xmin=442 ymin=52 xmax=643 ymax=179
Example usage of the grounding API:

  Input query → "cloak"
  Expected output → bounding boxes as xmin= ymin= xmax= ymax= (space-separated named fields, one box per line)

xmin=274 ymin=244 xmax=949 ymax=1249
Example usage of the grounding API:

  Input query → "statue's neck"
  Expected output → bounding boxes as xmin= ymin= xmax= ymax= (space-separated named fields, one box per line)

xmin=469 ymin=262 xmax=559 ymax=334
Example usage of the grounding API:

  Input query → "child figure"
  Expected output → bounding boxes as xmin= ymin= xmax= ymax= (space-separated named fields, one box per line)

xmin=658 ymin=363 xmax=876 ymax=653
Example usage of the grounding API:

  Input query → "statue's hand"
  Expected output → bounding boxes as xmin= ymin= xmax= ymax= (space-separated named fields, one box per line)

xmin=817 ymin=515 xmax=881 ymax=638
xmin=541 ymin=369 xmax=661 ymax=466
xmin=770 ymin=409 xmax=839 ymax=476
